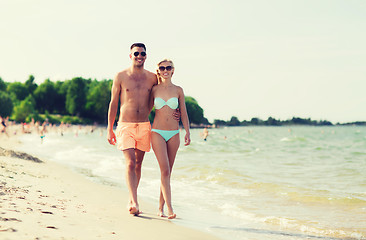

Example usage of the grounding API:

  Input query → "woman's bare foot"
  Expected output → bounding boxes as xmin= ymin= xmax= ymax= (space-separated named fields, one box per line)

xmin=158 ymin=209 xmax=166 ymax=217
xmin=167 ymin=207 xmax=176 ymax=219
xmin=168 ymin=213 xmax=176 ymax=219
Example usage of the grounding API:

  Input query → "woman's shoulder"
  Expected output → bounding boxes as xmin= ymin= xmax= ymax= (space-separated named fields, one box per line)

xmin=151 ymin=83 xmax=162 ymax=95
xmin=152 ymin=83 xmax=161 ymax=90
xmin=174 ymin=85 xmax=184 ymax=94
xmin=168 ymin=83 xmax=181 ymax=90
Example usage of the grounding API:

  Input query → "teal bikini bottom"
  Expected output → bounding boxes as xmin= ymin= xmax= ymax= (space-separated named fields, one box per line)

xmin=151 ymin=129 xmax=179 ymax=142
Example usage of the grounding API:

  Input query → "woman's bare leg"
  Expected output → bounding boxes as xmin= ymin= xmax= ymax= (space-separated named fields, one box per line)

xmin=151 ymin=132 xmax=179 ymax=219
xmin=165 ymin=134 xmax=179 ymax=219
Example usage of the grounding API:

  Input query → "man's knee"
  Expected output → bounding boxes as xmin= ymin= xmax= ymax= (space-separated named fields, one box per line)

xmin=135 ymin=159 xmax=143 ymax=173
xmin=126 ymin=159 xmax=136 ymax=172
xmin=135 ymin=150 xmax=145 ymax=166
xmin=124 ymin=150 xmax=136 ymax=171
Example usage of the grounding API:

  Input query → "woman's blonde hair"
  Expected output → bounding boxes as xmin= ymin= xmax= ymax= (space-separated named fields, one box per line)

xmin=157 ymin=59 xmax=174 ymax=84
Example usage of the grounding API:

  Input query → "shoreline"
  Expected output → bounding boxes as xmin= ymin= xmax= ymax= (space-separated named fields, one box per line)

xmin=0 ymin=134 xmax=221 ymax=240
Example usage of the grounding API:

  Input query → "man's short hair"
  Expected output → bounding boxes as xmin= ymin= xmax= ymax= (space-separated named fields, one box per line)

xmin=130 ymin=43 xmax=146 ymax=51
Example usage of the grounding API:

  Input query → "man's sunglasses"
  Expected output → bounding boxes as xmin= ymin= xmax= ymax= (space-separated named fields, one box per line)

xmin=158 ymin=66 xmax=173 ymax=71
xmin=133 ymin=51 xmax=146 ymax=57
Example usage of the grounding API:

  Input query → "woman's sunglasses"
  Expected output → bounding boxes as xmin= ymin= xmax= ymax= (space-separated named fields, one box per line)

xmin=133 ymin=51 xmax=146 ymax=57
xmin=158 ymin=66 xmax=173 ymax=71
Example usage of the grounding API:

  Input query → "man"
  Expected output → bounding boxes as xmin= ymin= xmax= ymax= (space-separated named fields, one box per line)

xmin=107 ymin=43 xmax=178 ymax=215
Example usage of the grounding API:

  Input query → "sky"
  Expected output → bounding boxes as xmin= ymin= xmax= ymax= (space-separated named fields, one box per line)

xmin=1 ymin=0 xmax=365 ymax=123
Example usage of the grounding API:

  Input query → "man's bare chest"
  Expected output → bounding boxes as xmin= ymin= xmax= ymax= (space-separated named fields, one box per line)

xmin=122 ymin=81 xmax=152 ymax=95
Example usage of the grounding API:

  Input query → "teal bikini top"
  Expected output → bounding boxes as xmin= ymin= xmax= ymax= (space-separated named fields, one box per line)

xmin=154 ymin=97 xmax=179 ymax=110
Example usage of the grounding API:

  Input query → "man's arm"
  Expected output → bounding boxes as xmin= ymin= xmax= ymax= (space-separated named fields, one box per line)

xmin=148 ymin=74 xmax=159 ymax=112
xmin=148 ymin=75 xmax=157 ymax=113
xmin=173 ymin=108 xmax=181 ymax=121
xmin=107 ymin=74 xmax=121 ymax=145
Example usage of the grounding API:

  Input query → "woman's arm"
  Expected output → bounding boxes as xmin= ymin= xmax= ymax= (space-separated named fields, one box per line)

xmin=178 ymin=86 xmax=191 ymax=146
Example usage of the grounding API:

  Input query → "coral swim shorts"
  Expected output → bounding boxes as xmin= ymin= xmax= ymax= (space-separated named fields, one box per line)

xmin=116 ymin=122 xmax=151 ymax=152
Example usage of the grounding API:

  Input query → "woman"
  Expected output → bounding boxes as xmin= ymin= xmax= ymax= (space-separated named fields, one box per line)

xmin=151 ymin=59 xmax=191 ymax=219
xmin=0 ymin=116 xmax=9 ymax=137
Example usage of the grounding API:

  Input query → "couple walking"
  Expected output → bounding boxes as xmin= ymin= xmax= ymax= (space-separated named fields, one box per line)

xmin=107 ymin=43 xmax=191 ymax=219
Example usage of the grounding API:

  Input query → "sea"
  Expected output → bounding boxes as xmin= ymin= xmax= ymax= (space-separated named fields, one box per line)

xmin=14 ymin=125 xmax=366 ymax=240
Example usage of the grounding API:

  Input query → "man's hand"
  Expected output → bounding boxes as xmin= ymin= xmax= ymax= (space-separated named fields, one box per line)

xmin=107 ymin=130 xmax=117 ymax=145
xmin=173 ymin=108 xmax=181 ymax=122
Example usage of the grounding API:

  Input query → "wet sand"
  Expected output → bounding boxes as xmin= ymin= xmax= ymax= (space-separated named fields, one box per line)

xmin=0 ymin=134 xmax=220 ymax=240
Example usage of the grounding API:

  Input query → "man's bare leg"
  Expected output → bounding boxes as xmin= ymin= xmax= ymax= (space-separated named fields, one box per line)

xmin=133 ymin=149 xmax=145 ymax=214
xmin=135 ymin=149 xmax=145 ymax=187
xmin=123 ymin=148 xmax=139 ymax=215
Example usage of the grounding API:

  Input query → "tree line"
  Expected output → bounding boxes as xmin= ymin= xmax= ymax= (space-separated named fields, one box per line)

xmin=1 ymin=76 xmax=364 ymax=126
xmin=213 ymin=116 xmax=366 ymax=127
xmin=0 ymin=75 xmax=208 ymax=125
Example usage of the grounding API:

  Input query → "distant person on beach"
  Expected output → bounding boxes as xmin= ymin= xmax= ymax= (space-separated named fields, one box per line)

xmin=0 ymin=116 xmax=9 ymax=137
xmin=202 ymin=127 xmax=209 ymax=141
xmin=151 ymin=59 xmax=191 ymax=219
xmin=40 ymin=122 xmax=47 ymax=144
xmin=59 ymin=121 xmax=65 ymax=136
xmin=107 ymin=43 xmax=179 ymax=216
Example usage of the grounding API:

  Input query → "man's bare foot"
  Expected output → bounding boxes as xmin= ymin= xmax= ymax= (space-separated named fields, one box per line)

xmin=168 ymin=213 xmax=176 ymax=219
xmin=129 ymin=206 xmax=139 ymax=216
xmin=127 ymin=202 xmax=140 ymax=216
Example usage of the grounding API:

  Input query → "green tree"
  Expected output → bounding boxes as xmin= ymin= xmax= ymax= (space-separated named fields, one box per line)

xmin=0 ymin=91 xmax=13 ymax=117
xmin=65 ymin=77 xmax=86 ymax=116
xmin=34 ymin=79 xmax=57 ymax=113
xmin=24 ymin=75 xmax=38 ymax=96
xmin=185 ymin=96 xmax=204 ymax=124
xmin=149 ymin=108 xmax=155 ymax=123
xmin=54 ymin=80 xmax=69 ymax=114
xmin=7 ymin=82 xmax=28 ymax=102
xmin=214 ymin=119 xmax=227 ymax=126
xmin=0 ymin=77 xmax=7 ymax=92
xmin=85 ymin=80 xmax=111 ymax=122
xmin=291 ymin=117 xmax=312 ymax=125
xmin=228 ymin=116 xmax=240 ymax=126
xmin=266 ymin=117 xmax=280 ymax=126
xmin=12 ymin=95 xmax=36 ymax=122
xmin=250 ymin=117 xmax=262 ymax=125
xmin=318 ymin=120 xmax=333 ymax=126
xmin=201 ymin=117 xmax=210 ymax=125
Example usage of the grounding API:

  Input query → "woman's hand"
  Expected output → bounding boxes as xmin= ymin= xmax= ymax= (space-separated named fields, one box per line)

xmin=184 ymin=132 xmax=191 ymax=146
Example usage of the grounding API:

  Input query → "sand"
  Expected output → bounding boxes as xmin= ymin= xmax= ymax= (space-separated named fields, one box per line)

xmin=0 ymin=134 xmax=220 ymax=240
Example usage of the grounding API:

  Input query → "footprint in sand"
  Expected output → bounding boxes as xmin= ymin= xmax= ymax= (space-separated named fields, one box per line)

xmin=0 ymin=227 xmax=17 ymax=232
xmin=0 ymin=217 xmax=22 ymax=222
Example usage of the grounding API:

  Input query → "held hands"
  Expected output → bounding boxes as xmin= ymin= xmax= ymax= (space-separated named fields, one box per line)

xmin=107 ymin=130 xmax=117 ymax=145
xmin=184 ymin=133 xmax=191 ymax=146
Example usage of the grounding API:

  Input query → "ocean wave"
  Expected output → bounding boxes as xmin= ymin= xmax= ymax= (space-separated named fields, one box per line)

xmin=262 ymin=216 xmax=365 ymax=240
